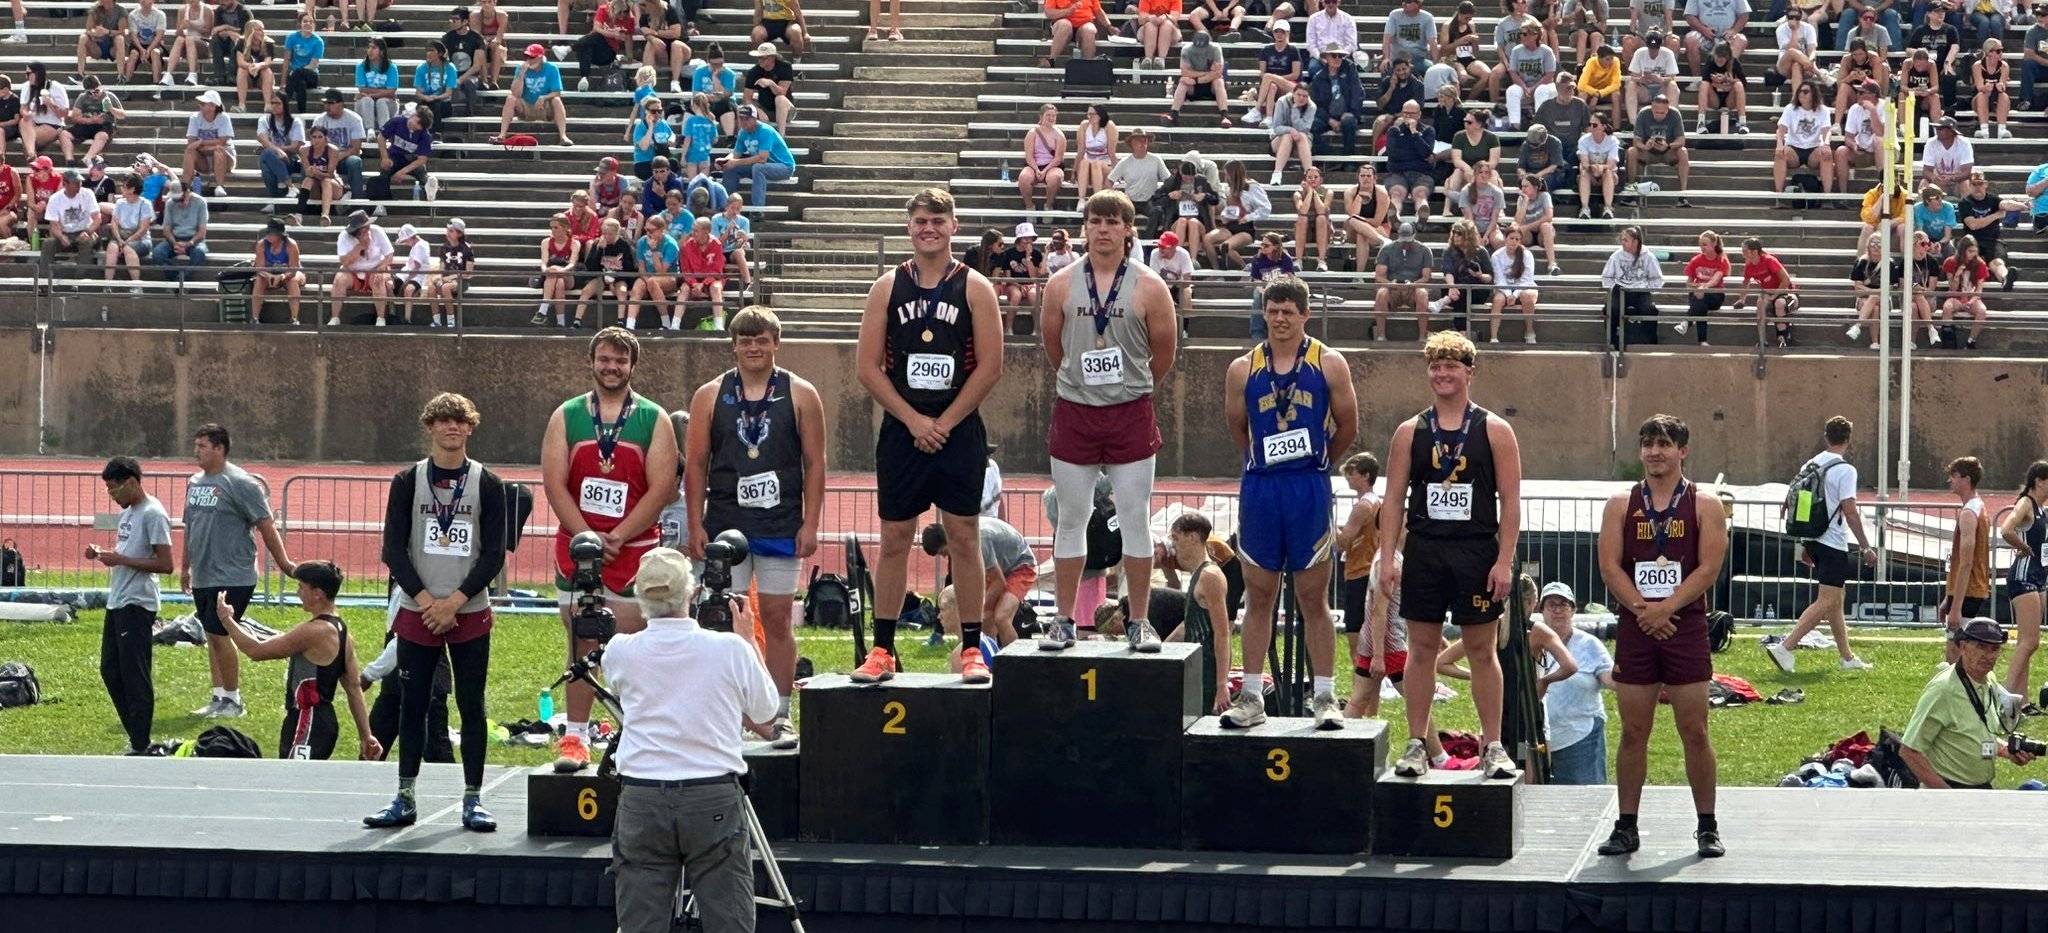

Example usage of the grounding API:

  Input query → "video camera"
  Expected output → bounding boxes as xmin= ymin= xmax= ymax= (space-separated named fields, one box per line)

xmin=567 ymin=530 xmax=617 ymax=642
xmin=2011 ymin=733 xmax=2048 ymax=758
xmin=693 ymin=529 xmax=750 ymax=633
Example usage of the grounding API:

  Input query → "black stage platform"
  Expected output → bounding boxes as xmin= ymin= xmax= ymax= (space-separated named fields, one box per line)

xmin=5 ymin=755 xmax=2048 ymax=933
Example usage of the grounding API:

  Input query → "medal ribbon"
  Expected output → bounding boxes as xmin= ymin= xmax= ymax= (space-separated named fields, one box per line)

xmin=736 ymin=370 xmax=778 ymax=451
xmin=1083 ymin=259 xmax=1129 ymax=342
xmin=590 ymin=391 xmax=636 ymax=468
xmin=913 ymin=260 xmax=954 ymax=329
xmin=1424 ymin=402 xmax=1475 ymax=483
xmin=1641 ymin=477 xmax=1687 ymax=560
xmin=1264 ymin=337 xmax=1310 ymax=424
xmin=428 ymin=462 xmax=469 ymax=539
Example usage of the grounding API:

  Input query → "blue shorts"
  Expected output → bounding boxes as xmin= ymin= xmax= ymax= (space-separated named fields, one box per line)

xmin=1238 ymin=470 xmax=1332 ymax=573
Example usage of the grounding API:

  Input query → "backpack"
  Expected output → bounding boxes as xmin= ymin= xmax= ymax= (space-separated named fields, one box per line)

xmin=0 ymin=661 xmax=39 ymax=708
xmin=1708 ymin=610 xmax=1735 ymax=653
xmin=803 ymin=567 xmax=856 ymax=629
xmin=1084 ymin=507 xmax=1124 ymax=572
xmin=194 ymin=725 xmax=262 ymax=758
xmin=1783 ymin=458 xmax=1848 ymax=539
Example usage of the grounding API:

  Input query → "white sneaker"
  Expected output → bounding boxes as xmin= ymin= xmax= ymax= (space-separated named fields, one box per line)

xmin=1219 ymin=690 xmax=1266 ymax=728
xmin=1673 ymin=320 xmax=1689 ymax=335
xmin=670 ymin=79 xmax=683 ymax=94
xmin=212 ymin=186 xmax=227 ymax=198
xmin=1840 ymin=656 xmax=1873 ymax=671
xmin=577 ymin=76 xmax=590 ymax=92
xmin=1846 ymin=324 xmax=1861 ymax=340
xmin=424 ymin=175 xmax=441 ymax=201
xmin=1311 ymin=692 xmax=1342 ymax=730
xmin=214 ymin=698 xmax=247 ymax=718
xmin=285 ymin=184 xmax=299 ymax=199
xmin=1392 ymin=738 xmax=1430 ymax=777
xmin=1481 ymin=741 xmax=1521 ymax=779
xmin=185 ymin=71 xmax=199 ymax=85
xmin=4 ymin=29 xmax=23 ymax=43
xmin=1105 ymin=33 xmax=1137 ymax=44
xmin=190 ymin=697 xmax=223 ymax=716
xmin=326 ymin=316 xmax=341 ymax=326
xmin=1765 ymin=640 xmax=1796 ymax=674
xmin=1975 ymin=125 xmax=1990 ymax=138
xmin=1244 ymin=107 xmax=1263 ymax=124
xmin=1927 ymin=325 xmax=1943 ymax=344
xmin=1269 ymin=168 xmax=1283 ymax=185
xmin=1524 ymin=332 xmax=1536 ymax=344
xmin=1869 ymin=342 xmax=1879 ymax=350
xmin=159 ymin=73 xmax=174 ymax=86
xmin=1998 ymin=124 xmax=2013 ymax=139
xmin=374 ymin=316 xmax=387 ymax=326
xmin=552 ymin=44 xmax=570 ymax=61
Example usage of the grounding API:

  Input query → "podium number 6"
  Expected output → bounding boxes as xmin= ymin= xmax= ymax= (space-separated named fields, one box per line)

xmin=881 ymin=700 xmax=907 ymax=734
xmin=576 ymin=787 xmax=598 ymax=821
xmin=1432 ymin=794 xmax=1454 ymax=828
xmin=1080 ymin=668 xmax=1097 ymax=701
xmin=1265 ymin=748 xmax=1291 ymax=782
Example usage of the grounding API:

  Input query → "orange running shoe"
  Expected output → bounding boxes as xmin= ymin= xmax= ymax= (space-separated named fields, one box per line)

xmin=849 ymin=646 xmax=897 ymax=683
xmin=959 ymin=647 xmax=992 ymax=684
xmin=553 ymin=732 xmax=590 ymax=773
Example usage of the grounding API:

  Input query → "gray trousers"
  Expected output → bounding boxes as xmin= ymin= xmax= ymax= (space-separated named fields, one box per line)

xmin=612 ymin=779 xmax=754 ymax=933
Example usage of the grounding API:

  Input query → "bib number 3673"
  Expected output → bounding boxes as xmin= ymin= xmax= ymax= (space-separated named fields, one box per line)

xmin=1261 ymin=428 xmax=1311 ymax=465
xmin=737 ymin=471 xmax=781 ymax=509
xmin=580 ymin=477 xmax=628 ymax=519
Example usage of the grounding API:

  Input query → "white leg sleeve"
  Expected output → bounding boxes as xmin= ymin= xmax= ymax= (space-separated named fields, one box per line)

xmin=1049 ymin=457 xmax=1103 ymax=560
xmin=1104 ymin=456 xmax=1157 ymax=558
xmin=1535 ymin=83 xmax=1558 ymax=112
xmin=1504 ymin=85 xmax=1525 ymax=127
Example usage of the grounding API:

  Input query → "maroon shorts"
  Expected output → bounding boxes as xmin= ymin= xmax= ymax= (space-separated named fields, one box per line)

xmin=1613 ymin=611 xmax=1711 ymax=686
xmin=393 ymin=605 xmax=495 ymax=647
xmin=1046 ymin=395 xmax=1163 ymax=466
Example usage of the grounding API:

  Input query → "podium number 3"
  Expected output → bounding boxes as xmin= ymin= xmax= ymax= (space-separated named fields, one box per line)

xmin=1080 ymin=668 xmax=1097 ymax=701
xmin=576 ymin=787 xmax=598 ymax=821
xmin=1432 ymin=794 xmax=1454 ymax=828
xmin=1265 ymin=748 xmax=1291 ymax=782
xmin=881 ymin=700 xmax=907 ymax=734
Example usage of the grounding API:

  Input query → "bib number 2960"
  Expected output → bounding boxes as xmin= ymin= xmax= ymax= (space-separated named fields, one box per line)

xmin=906 ymin=353 xmax=955 ymax=391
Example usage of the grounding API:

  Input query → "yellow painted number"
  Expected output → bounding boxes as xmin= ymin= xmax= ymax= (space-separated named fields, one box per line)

xmin=1432 ymin=794 xmax=1454 ymax=828
xmin=1265 ymin=748 xmax=1291 ymax=782
xmin=881 ymin=700 xmax=907 ymax=734
xmin=1080 ymin=667 xmax=1097 ymax=701
xmin=576 ymin=787 xmax=599 ymax=821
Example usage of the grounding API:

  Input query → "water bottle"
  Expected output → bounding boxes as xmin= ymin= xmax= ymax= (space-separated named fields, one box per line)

xmin=1765 ymin=604 xmax=1778 ymax=621
xmin=413 ymin=180 xmax=425 ymax=201
xmin=1752 ymin=602 xmax=1763 ymax=620
xmin=1000 ymin=160 xmax=1012 ymax=183
xmin=537 ymin=688 xmax=554 ymax=723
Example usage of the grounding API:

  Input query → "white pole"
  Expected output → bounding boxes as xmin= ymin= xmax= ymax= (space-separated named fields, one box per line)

xmin=1897 ymin=103 xmax=1916 ymax=504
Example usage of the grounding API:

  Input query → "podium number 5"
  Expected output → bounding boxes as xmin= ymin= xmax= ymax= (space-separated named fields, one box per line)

xmin=1080 ymin=668 xmax=1097 ymax=701
xmin=881 ymin=700 xmax=907 ymax=734
xmin=1265 ymin=748 xmax=1291 ymax=782
xmin=1432 ymin=794 xmax=1454 ymax=828
xmin=576 ymin=787 xmax=599 ymax=821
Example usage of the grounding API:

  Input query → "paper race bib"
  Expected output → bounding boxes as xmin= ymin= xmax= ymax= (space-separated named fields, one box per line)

xmin=580 ymin=477 xmax=629 ymax=519
xmin=423 ymin=520 xmax=474 ymax=557
xmin=1261 ymin=428 xmax=1312 ymax=465
xmin=1634 ymin=560 xmax=1680 ymax=599
xmin=1178 ymin=197 xmax=1199 ymax=217
xmin=906 ymin=353 xmax=955 ymax=391
xmin=1222 ymin=204 xmax=1242 ymax=220
xmin=737 ymin=470 xmax=781 ymax=509
xmin=1079 ymin=346 xmax=1124 ymax=386
xmin=1426 ymin=483 xmax=1475 ymax=521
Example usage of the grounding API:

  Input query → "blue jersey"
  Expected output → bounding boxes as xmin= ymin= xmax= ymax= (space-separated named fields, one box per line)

xmin=1242 ymin=337 xmax=1333 ymax=475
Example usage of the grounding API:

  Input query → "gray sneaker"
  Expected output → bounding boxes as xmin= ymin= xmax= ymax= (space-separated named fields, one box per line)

xmin=214 ymin=697 xmax=248 ymax=719
xmin=1128 ymin=619 xmax=1162 ymax=653
xmin=769 ymin=717 xmax=799 ymax=750
xmin=190 ymin=698 xmax=223 ymax=717
xmin=1311 ymin=692 xmax=1342 ymax=730
xmin=1393 ymin=738 xmax=1430 ymax=777
xmin=1481 ymin=741 xmax=1521 ymax=779
xmin=1038 ymin=616 xmax=1077 ymax=650
xmin=1219 ymin=691 xmax=1266 ymax=729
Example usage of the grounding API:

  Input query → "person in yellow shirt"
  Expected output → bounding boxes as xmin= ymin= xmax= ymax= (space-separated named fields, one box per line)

xmin=1578 ymin=44 xmax=1623 ymax=120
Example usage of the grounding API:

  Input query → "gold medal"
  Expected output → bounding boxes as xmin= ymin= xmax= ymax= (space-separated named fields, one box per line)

xmin=1095 ymin=335 xmax=1107 ymax=350
xmin=1656 ymin=555 xmax=1670 ymax=567
xmin=437 ymin=534 xmax=451 ymax=548
xmin=599 ymin=458 xmax=614 ymax=475
xmin=921 ymin=328 xmax=934 ymax=343
xmin=747 ymin=448 xmax=760 ymax=459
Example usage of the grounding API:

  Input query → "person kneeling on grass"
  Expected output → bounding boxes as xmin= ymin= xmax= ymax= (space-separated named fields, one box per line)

xmin=214 ymin=560 xmax=379 ymax=762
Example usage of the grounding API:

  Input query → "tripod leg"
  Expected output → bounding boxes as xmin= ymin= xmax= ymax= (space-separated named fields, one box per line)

xmin=744 ymin=797 xmax=806 ymax=932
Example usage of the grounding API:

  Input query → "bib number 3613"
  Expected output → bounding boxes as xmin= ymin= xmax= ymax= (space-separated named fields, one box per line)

xmin=579 ymin=477 xmax=628 ymax=519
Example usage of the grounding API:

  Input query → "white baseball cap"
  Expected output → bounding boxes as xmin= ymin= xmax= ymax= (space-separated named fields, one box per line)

xmin=1539 ymin=582 xmax=1577 ymax=606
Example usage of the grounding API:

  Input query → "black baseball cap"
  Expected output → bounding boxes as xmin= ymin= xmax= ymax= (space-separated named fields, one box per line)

xmin=1952 ymin=618 xmax=2009 ymax=645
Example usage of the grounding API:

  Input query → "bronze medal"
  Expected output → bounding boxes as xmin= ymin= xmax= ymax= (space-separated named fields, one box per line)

xmin=747 ymin=448 xmax=760 ymax=459
xmin=921 ymin=328 xmax=934 ymax=343
xmin=1095 ymin=335 xmax=1107 ymax=350
xmin=1657 ymin=555 xmax=1670 ymax=568
xmin=599 ymin=457 xmax=615 ymax=475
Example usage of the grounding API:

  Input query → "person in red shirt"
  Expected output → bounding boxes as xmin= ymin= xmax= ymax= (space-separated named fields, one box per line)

xmin=680 ymin=215 xmax=728 ymax=328
xmin=25 ymin=155 xmax=61 ymax=222
xmin=0 ymin=160 xmax=20 ymax=239
xmin=1940 ymin=234 xmax=1991 ymax=350
xmin=566 ymin=0 xmax=636 ymax=92
xmin=1044 ymin=0 xmax=1103 ymax=66
xmin=1735 ymin=236 xmax=1799 ymax=348
xmin=1677 ymin=230 xmax=1729 ymax=346
xmin=566 ymin=189 xmax=603 ymax=244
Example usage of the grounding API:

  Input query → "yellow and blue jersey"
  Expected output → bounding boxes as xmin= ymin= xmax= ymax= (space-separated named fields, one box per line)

xmin=1243 ymin=338 xmax=1335 ymax=475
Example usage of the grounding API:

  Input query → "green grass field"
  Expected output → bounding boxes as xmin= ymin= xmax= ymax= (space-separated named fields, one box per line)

xmin=0 ymin=605 xmax=2032 ymax=787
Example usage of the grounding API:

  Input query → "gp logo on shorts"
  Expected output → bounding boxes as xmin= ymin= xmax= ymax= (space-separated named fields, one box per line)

xmin=1471 ymin=595 xmax=1492 ymax=613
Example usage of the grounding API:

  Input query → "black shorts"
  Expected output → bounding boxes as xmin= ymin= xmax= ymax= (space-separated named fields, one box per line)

xmin=710 ymin=97 xmax=734 ymax=120
xmin=1400 ymin=535 xmax=1502 ymax=624
xmin=67 ymin=122 xmax=111 ymax=142
xmin=1804 ymin=540 xmax=1851 ymax=589
xmin=1791 ymin=145 xmax=1820 ymax=166
xmin=280 ymin=703 xmax=338 ymax=760
xmin=1939 ymin=594 xmax=1989 ymax=621
xmin=194 ymin=585 xmax=256 ymax=637
xmin=876 ymin=410 xmax=988 ymax=522
xmin=760 ymin=17 xmax=792 ymax=43
xmin=1222 ymin=219 xmax=1256 ymax=238
xmin=1341 ymin=574 xmax=1369 ymax=633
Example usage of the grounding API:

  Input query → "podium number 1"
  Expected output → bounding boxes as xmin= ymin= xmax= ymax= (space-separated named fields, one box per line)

xmin=1080 ymin=668 xmax=1097 ymax=701
xmin=1265 ymin=749 xmax=1291 ymax=782
xmin=881 ymin=700 xmax=907 ymax=734
xmin=1432 ymin=794 xmax=1454 ymax=828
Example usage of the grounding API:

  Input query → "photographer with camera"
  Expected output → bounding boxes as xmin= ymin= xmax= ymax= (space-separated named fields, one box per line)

xmin=364 ymin=393 xmax=506 ymax=832
xmin=541 ymin=328 xmax=682 ymax=773
xmin=606 ymin=547 xmax=778 ymax=933
xmin=683 ymin=307 xmax=826 ymax=750
xmin=1900 ymin=619 xmax=2037 ymax=789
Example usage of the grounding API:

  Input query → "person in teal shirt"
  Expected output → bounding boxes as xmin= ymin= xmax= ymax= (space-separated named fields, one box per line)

xmin=630 ymin=96 xmax=675 ymax=178
xmin=719 ymin=105 xmax=794 ymax=207
xmin=282 ymin=13 xmax=324 ymax=113
xmin=494 ymin=44 xmax=572 ymax=145
xmin=630 ymin=213 xmax=680 ymax=330
xmin=681 ymin=91 xmax=719 ymax=176
xmin=1913 ymin=184 xmax=1960 ymax=248
xmin=414 ymin=40 xmax=459 ymax=123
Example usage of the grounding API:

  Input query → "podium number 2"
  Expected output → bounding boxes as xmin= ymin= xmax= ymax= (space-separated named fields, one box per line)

xmin=576 ymin=787 xmax=599 ymax=821
xmin=1432 ymin=794 xmax=1454 ymax=828
xmin=881 ymin=700 xmax=907 ymax=734
xmin=1265 ymin=748 xmax=1291 ymax=782
xmin=1080 ymin=668 xmax=1097 ymax=701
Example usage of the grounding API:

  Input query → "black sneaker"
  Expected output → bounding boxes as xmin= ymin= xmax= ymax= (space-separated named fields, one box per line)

xmin=1694 ymin=829 xmax=1725 ymax=858
xmin=1596 ymin=824 xmax=1640 ymax=856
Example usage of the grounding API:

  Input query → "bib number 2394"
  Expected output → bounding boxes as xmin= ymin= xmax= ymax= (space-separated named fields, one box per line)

xmin=580 ymin=477 xmax=629 ymax=519
xmin=1261 ymin=428 xmax=1311 ymax=465
xmin=1426 ymin=483 xmax=1474 ymax=521
xmin=906 ymin=353 xmax=955 ymax=391
xmin=1633 ymin=560 xmax=1680 ymax=599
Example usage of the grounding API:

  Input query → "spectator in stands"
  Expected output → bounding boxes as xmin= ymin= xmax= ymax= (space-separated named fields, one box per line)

xmin=354 ymin=36 xmax=400 ymax=133
xmin=679 ymin=214 xmax=730 ymax=329
xmin=694 ymin=45 xmax=739 ymax=137
xmin=1576 ymin=111 xmax=1620 ymax=217
xmin=25 ymin=154 xmax=58 ymax=222
xmin=330 ymin=209 xmax=393 ymax=325
xmin=1560 ymin=0 xmax=1608 ymax=63
xmin=1442 ymin=106 xmax=1497 ymax=193
xmin=1447 ymin=159 xmax=1506 ymax=247
xmin=1839 ymin=0 xmax=1903 ymax=48
xmin=1734 ymin=236 xmax=1799 ymax=346
xmin=1432 ymin=216 xmax=1491 ymax=328
xmin=163 ymin=0 xmax=206 ymax=85
xmin=150 ymin=179 xmax=208 ymax=287
xmin=1384 ymin=0 xmax=1436 ymax=71
xmin=963 ymin=226 xmax=1003 ymax=278
xmin=1269 ymin=82 xmax=1316 ymax=184
xmin=1294 ymin=165 xmax=1331 ymax=271
xmin=1697 ymin=38 xmax=1747 ymax=133
xmin=74 ymin=0 xmax=131 ymax=83
xmin=563 ymin=0 xmax=634 ymax=92
xmin=1624 ymin=29 xmax=1676 ymax=120
xmin=1383 ymin=100 xmax=1434 ymax=223
xmin=182 ymin=89 xmax=234 ymax=197
xmin=123 ymin=0 xmax=169 ymax=84
xmin=1921 ymin=116 xmax=1974 ymax=190
xmin=495 ymin=43 xmax=574 ymax=146
xmin=1916 ymin=183 xmax=1960 ymax=248
xmin=1165 ymin=158 xmax=1218 ymax=261
xmin=1110 ymin=129 xmax=1171 ymax=233
xmin=104 ymin=173 xmax=152 ymax=293
xmin=640 ymin=0 xmax=692 ymax=94
xmin=230 ymin=19 xmax=274 ymax=113
xmin=752 ymin=0 xmax=810 ymax=57
xmin=1307 ymin=43 xmax=1363 ymax=157
xmin=1775 ymin=7 xmax=1820 ymax=89
xmin=1908 ymin=229 xmax=1943 ymax=343
xmin=280 ymin=13 xmax=322 ymax=114
xmin=424 ymin=218 xmax=471 ymax=327
xmin=1041 ymin=0 xmax=1101 ymax=66
xmin=476 ymin=0 xmax=510 ymax=87
xmin=1579 ymin=44 xmax=1623 ymax=116
xmin=1017 ymin=103 xmax=1067 ymax=211
xmin=1502 ymin=23 xmax=1558 ymax=128
xmin=1303 ymin=0 xmax=1357 ymax=58
xmin=629 ymin=97 xmax=676 ymax=179
xmin=373 ymin=107 xmax=433 ymax=202
xmin=390 ymin=224 xmax=433 ymax=322
xmin=19 ymin=64 xmax=69 ymax=161
xmin=1512 ymin=174 xmax=1560 ymax=276
xmin=2024 ymin=3 xmax=2048 ymax=110
xmin=250 ymin=216 xmax=305 ymax=323
xmin=1628 ymin=93 xmax=1692 ymax=205
xmin=1137 ymin=0 xmax=1187 ymax=72
xmin=1974 ymin=40 xmax=2013 ymax=138
xmin=1515 ymin=124 xmax=1565 ymax=197
xmin=590 ymin=156 xmax=633 ymax=228
xmin=0 ymin=80 xmax=21 ymax=161
xmin=1044 ymin=227 xmax=1078 ymax=275
xmin=1774 ymin=82 xmax=1835 ymax=197
xmin=679 ymin=93 xmax=718 ymax=177
xmin=867 ymin=0 xmax=903 ymax=42
xmin=1373 ymin=221 xmax=1432 ymax=340
xmin=255 ymin=95 xmax=304 ymax=207
xmin=63 ymin=75 xmax=121 ymax=166
xmin=1147 ymin=229 xmax=1192 ymax=316
xmin=565 ymin=188 xmax=601 ymax=245
xmin=1940 ymin=234 xmax=1990 ymax=348
xmin=577 ymin=217 xmax=636 ymax=324
xmin=630 ymin=212 xmax=680 ymax=329
xmin=311 ymin=90 xmax=367 ymax=202
xmin=641 ymin=156 xmax=685 ymax=218
xmin=744 ymin=43 xmax=796 ymax=135
xmin=1488 ymin=225 xmax=1538 ymax=342
xmin=1840 ymin=6 xmax=1894 ymax=54
xmin=996 ymin=221 xmax=1042 ymax=333
xmin=1830 ymin=40 xmax=1888 ymax=127
xmin=1906 ymin=3 xmax=1961 ymax=106
xmin=42 ymin=169 xmax=101 ymax=267
xmin=1167 ymin=31 xmax=1232 ymax=126
xmin=1679 ymin=228 xmax=1728 ymax=344
xmin=1601 ymin=224 xmax=1662 ymax=348
xmin=535 ymin=213 xmax=581 ymax=326
xmin=439 ymin=10 xmax=484 ymax=116
xmin=1682 ymin=0 xmax=1747 ymax=75
xmin=413 ymin=40 xmax=457 ymax=126
xmin=1072 ymin=104 xmax=1117 ymax=205
xmin=1371 ymin=55 xmax=1425 ymax=140
xmin=207 ymin=0 xmax=249 ymax=86
xmin=1245 ymin=233 xmax=1296 ymax=330
xmin=1900 ymin=47 xmax=1943 ymax=125
xmin=712 ymin=194 xmax=752 ymax=296
xmin=1959 ymin=173 xmax=2023 ymax=290
xmin=1847 ymin=232 xmax=1893 ymax=348
xmin=1969 ymin=0 xmax=2014 ymax=55
xmin=720 ymin=103 xmax=794 ymax=207
xmin=1436 ymin=2 xmax=1485 ymax=83
xmin=1342 ymin=162 xmax=1391 ymax=271
xmin=1205 ymin=158 xmax=1269 ymax=267
xmin=0 ymin=158 xmax=21 ymax=240
xmin=1485 ymin=0 xmax=1537 ymax=99
xmin=81 ymin=155 xmax=115 ymax=201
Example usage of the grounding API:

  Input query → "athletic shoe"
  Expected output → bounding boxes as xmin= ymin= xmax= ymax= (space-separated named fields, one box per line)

xmin=1311 ymin=692 xmax=1342 ymax=730
xmin=554 ymin=732 xmax=591 ymax=773
xmin=158 ymin=73 xmax=174 ymax=86
xmin=1695 ymin=829 xmax=1725 ymax=857
xmin=1998 ymin=124 xmax=2013 ymax=139
xmin=461 ymin=796 xmax=497 ymax=832
xmin=1128 ymin=619 xmax=1162 ymax=653
xmin=1577 ymin=207 xmax=1592 ymax=219
xmin=530 ymin=310 xmax=548 ymax=325
xmin=212 ymin=186 xmax=228 ymax=199
xmin=577 ymin=76 xmax=590 ymax=92
xmin=214 ymin=697 xmax=246 ymax=718
xmin=1524 ymin=332 xmax=1537 ymax=344
xmin=1840 ymin=656 xmax=1872 ymax=671
xmin=670 ymin=79 xmax=683 ymax=93
xmin=1038 ymin=616 xmax=1077 ymax=650
xmin=849 ymin=646 xmax=897 ymax=683
xmin=1848 ymin=763 xmax=1883 ymax=787
xmin=190 ymin=697 xmax=223 ymax=717
xmin=959 ymin=647 xmax=992 ymax=684
xmin=769 ymin=717 xmax=799 ymax=749
xmin=1600 ymin=207 xmax=1614 ymax=219
xmin=1869 ymin=342 xmax=1880 ymax=351
xmin=3 ymin=29 xmax=23 ymax=42
xmin=1392 ymin=738 xmax=1430 ymax=777
xmin=327 ymin=316 xmax=341 ymax=326
xmin=362 ymin=796 xmax=418 ymax=828
xmin=1975 ymin=125 xmax=1990 ymax=138
xmin=1243 ymin=107 xmax=1263 ymax=124
xmin=1219 ymin=691 xmax=1266 ymax=728
xmin=185 ymin=72 xmax=200 ymax=85
xmin=1481 ymin=741 xmax=1520 ymax=779
xmin=552 ymin=44 xmax=571 ymax=61
xmin=1927 ymin=325 xmax=1943 ymax=344
xmin=1764 ymin=641 xmax=1796 ymax=674
xmin=1596 ymin=824 xmax=1640 ymax=855
xmin=1695 ymin=120 xmax=1708 ymax=135
xmin=1736 ymin=122 xmax=1750 ymax=134
xmin=1845 ymin=324 xmax=1862 ymax=341
xmin=1673 ymin=320 xmax=1689 ymax=335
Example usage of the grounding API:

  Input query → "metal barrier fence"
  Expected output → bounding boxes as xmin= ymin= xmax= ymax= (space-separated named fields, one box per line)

xmin=0 ymin=469 xmax=274 ymax=601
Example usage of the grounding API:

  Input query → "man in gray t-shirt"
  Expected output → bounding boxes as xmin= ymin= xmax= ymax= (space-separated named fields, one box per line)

xmin=922 ymin=515 xmax=1040 ymax=645
xmin=92 ymin=456 xmax=175 ymax=753
xmin=1627 ymin=95 xmax=1693 ymax=199
xmin=183 ymin=423 xmax=296 ymax=719
xmin=1383 ymin=0 xmax=1437 ymax=71
xmin=1374 ymin=223 xmax=1436 ymax=339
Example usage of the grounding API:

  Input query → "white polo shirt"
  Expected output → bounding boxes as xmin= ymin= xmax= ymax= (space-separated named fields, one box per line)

xmin=606 ymin=616 xmax=779 ymax=781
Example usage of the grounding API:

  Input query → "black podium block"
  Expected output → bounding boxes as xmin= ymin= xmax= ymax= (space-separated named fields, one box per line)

xmin=799 ymin=672 xmax=990 ymax=846
xmin=1373 ymin=769 xmax=1524 ymax=859
xmin=1181 ymin=716 xmax=1389 ymax=853
xmin=745 ymin=744 xmax=799 ymax=842
xmin=989 ymin=640 xmax=1200 ymax=849
xmin=525 ymin=768 xmax=618 ymax=837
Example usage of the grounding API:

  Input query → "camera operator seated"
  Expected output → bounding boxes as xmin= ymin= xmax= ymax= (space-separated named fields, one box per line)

xmin=1900 ymin=618 xmax=2036 ymax=789
xmin=606 ymin=547 xmax=778 ymax=933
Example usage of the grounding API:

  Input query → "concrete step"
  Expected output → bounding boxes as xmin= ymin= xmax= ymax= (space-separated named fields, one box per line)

xmin=843 ymin=95 xmax=981 ymax=112
xmin=808 ymin=176 xmax=953 ymax=195
xmin=800 ymin=207 xmax=931 ymax=226
xmin=851 ymin=66 xmax=988 ymax=83
xmin=794 ymin=164 xmax=964 ymax=182
xmin=840 ymin=80 xmax=985 ymax=99
xmin=881 ymin=12 xmax=1005 ymax=27
xmin=852 ymin=38 xmax=997 ymax=55
xmin=834 ymin=121 xmax=970 ymax=139
xmin=819 ymin=148 xmax=960 ymax=167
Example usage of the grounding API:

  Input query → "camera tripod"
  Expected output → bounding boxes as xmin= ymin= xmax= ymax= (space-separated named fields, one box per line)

xmin=555 ymin=651 xmax=808 ymax=932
